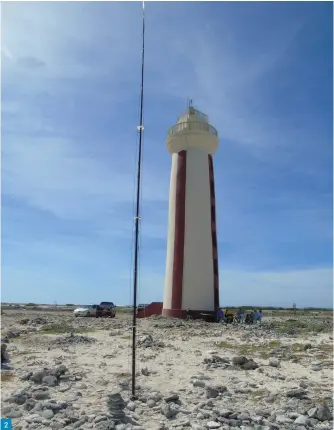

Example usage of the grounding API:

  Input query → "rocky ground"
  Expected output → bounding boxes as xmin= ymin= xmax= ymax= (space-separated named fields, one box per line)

xmin=1 ymin=309 xmax=333 ymax=430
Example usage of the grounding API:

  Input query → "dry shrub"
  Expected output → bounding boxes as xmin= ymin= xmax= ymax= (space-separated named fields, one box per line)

xmin=1 ymin=372 xmax=15 ymax=383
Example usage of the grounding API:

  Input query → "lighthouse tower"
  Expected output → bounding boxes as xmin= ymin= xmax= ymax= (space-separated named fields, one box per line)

xmin=162 ymin=103 xmax=220 ymax=319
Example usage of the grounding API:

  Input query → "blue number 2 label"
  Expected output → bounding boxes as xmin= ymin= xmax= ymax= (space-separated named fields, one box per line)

xmin=1 ymin=419 xmax=12 ymax=430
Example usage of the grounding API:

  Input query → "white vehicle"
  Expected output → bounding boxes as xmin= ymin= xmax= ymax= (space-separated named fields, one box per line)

xmin=73 ymin=305 xmax=98 ymax=317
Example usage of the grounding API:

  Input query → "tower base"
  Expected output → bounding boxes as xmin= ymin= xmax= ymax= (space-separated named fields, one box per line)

xmin=162 ymin=308 xmax=216 ymax=322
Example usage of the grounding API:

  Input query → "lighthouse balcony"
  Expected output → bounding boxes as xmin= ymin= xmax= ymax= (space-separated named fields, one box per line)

xmin=168 ymin=121 xmax=217 ymax=137
xmin=166 ymin=121 xmax=219 ymax=155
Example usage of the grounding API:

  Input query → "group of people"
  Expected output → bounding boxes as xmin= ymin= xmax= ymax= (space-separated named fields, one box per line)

xmin=216 ymin=308 xmax=263 ymax=325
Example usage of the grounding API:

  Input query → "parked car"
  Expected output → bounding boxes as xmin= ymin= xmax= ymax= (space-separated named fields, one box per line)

xmin=97 ymin=302 xmax=116 ymax=318
xmin=99 ymin=302 xmax=115 ymax=309
xmin=73 ymin=305 xmax=98 ymax=317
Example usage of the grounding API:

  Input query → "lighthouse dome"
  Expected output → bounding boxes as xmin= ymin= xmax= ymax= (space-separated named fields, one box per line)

xmin=166 ymin=107 xmax=219 ymax=155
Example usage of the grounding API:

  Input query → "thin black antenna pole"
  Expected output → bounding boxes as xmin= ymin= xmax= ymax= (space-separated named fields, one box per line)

xmin=131 ymin=0 xmax=145 ymax=399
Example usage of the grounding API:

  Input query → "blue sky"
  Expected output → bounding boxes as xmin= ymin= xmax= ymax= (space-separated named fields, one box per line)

xmin=1 ymin=1 xmax=333 ymax=308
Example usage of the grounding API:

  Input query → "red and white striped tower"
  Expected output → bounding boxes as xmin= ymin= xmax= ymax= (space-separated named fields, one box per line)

xmin=162 ymin=104 xmax=219 ymax=319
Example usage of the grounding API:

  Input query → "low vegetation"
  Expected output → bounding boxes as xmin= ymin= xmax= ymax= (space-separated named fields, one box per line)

xmin=249 ymin=389 xmax=267 ymax=398
xmin=40 ymin=323 xmax=93 ymax=335
xmin=215 ymin=340 xmax=283 ymax=359
xmin=270 ymin=319 xmax=332 ymax=335
xmin=1 ymin=372 xmax=15 ymax=383
xmin=215 ymin=341 xmax=236 ymax=349
xmin=215 ymin=337 xmax=332 ymax=363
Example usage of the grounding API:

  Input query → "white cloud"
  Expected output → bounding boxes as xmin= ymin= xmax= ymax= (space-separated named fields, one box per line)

xmin=1 ymin=2 xmax=331 ymax=308
xmin=132 ymin=267 xmax=333 ymax=308
xmin=119 ymin=254 xmax=333 ymax=307
xmin=2 ymin=2 xmax=140 ymax=78
xmin=1 ymin=45 xmax=15 ymax=61
xmin=2 ymin=1 xmax=308 ymax=149
xmin=3 ymin=134 xmax=169 ymax=220
xmin=1 ymin=2 xmax=170 ymax=223
xmin=220 ymin=267 xmax=333 ymax=308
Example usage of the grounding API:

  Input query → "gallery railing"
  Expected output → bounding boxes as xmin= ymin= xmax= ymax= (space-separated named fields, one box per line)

xmin=168 ymin=121 xmax=218 ymax=137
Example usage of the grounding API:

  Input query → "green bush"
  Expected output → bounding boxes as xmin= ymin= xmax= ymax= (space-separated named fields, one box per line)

xmin=40 ymin=323 xmax=92 ymax=334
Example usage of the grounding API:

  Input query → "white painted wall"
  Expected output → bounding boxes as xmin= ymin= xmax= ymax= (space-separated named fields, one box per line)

xmin=182 ymin=148 xmax=214 ymax=311
xmin=166 ymin=130 xmax=218 ymax=155
xmin=163 ymin=153 xmax=178 ymax=310
xmin=164 ymin=110 xmax=219 ymax=313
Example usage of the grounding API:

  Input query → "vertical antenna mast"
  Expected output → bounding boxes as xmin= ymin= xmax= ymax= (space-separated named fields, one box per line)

xmin=186 ymin=97 xmax=193 ymax=109
xmin=131 ymin=0 xmax=145 ymax=399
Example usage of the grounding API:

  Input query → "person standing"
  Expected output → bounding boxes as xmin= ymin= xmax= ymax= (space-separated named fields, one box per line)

xmin=258 ymin=309 xmax=263 ymax=324
xmin=225 ymin=308 xmax=234 ymax=324
xmin=252 ymin=309 xmax=258 ymax=324
xmin=216 ymin=308 xmax=223 ymax=323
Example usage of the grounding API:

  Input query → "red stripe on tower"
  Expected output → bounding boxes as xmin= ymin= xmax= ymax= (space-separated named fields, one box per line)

xmin=163 ymin=150 xmax=187 ymax=318
xmin=209 ymin=155 xmax=219 ymax=311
